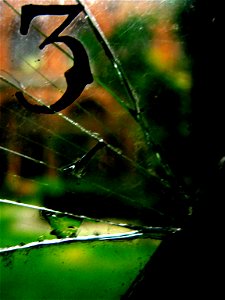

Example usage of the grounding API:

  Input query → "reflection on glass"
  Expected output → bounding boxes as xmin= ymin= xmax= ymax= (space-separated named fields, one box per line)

xmin=0 ymin=0 xmax=194 ymax=298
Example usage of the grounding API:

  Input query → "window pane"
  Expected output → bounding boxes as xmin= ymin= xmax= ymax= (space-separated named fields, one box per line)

xmin=0 ymin=0 xmax=195 ymax=298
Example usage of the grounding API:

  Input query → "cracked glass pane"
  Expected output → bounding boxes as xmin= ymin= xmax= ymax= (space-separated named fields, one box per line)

xmin=1 ymin=0 xmax=213 ymax=298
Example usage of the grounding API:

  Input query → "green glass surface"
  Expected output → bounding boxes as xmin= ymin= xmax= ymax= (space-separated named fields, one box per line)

xmin=0 ymin=238 xmax=159 ymax=300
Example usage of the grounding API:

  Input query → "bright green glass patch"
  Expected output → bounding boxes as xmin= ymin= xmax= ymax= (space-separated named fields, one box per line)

xmin=0 ymin=238 xmax=160 ymax=300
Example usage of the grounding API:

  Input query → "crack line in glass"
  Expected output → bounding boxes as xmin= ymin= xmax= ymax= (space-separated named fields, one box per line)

xmin=0 ymin=75 xmax=161 ymax=180
xmin=0 ymin=231 xmax=143 ymax=254
xmin=0 ymin=199 xmax=181 ymax=237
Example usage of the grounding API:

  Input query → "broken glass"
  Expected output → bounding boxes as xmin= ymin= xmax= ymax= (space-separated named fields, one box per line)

xmin=0 ymin=0 xmax=194 ymax=298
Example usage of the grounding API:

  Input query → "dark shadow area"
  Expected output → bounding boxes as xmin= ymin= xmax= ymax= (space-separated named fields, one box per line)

xmin=122 ymin=0 xmax=223 ymax=298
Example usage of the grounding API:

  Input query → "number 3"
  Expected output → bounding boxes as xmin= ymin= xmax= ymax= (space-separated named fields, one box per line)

xmin=15 ymin=4 xmax=93 ymax=114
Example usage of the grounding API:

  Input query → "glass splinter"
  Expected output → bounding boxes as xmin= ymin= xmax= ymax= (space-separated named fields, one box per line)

xmin=60 ymin=140 xmax=106 ymax=177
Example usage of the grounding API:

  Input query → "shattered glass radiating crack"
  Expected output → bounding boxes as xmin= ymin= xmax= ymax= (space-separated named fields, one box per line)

xmin=1 ymin=0 xmax=194 ymax=299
